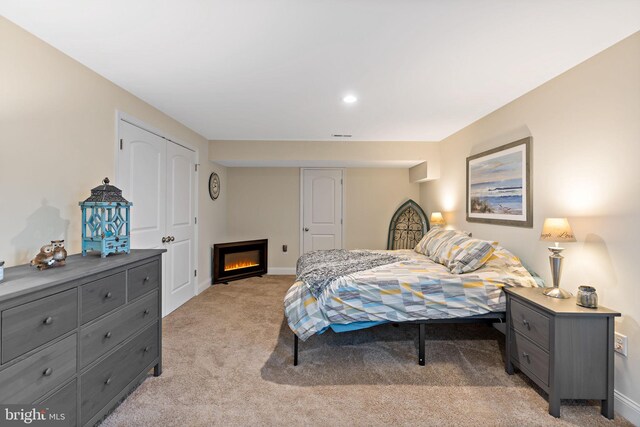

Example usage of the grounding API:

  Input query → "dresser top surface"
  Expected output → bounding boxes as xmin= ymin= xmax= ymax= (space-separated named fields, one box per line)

xmin=0 ymin=250 xmax=166 ymax=303
xmin=505 ymin=286 xmax=620 ymax=317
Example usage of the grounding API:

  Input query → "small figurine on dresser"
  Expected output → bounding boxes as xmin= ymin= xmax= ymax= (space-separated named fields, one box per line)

xmin=30 ymin=244 xmax=56 ymax=270
xmin=30 ymin=240 xmax=68 ymax=270
xmin=51 ymin=239 xmax=68 ymax=266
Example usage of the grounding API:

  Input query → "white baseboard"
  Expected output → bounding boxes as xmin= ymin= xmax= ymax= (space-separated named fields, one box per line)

xmin=268 ymin=267 xmax=296 ymax=275
xmin=197 ymin=277 xmax=212 ymax=294
xmin=615 ymin=390 xmax=640 ymax=426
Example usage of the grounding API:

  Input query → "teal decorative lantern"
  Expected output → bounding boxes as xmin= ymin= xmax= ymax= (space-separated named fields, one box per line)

xmin=80 ymin=178 xmax=132 ymax=257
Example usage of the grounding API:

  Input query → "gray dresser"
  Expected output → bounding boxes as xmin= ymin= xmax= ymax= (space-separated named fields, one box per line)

xmin=505 ymin=287 xmax=620 ymax=419
xmin=0 ymin=249 xmax=165 ymax=426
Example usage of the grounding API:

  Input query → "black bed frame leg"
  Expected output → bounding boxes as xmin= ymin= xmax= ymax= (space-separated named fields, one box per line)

xmin=418 ymin=323 xmax=425 ymax=366
xmin=293 ymin=334 xmax=299 ymax=366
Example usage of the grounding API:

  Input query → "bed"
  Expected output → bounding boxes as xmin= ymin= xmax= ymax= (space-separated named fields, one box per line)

xmin=284 ymin=232 xmax=542 ymax=365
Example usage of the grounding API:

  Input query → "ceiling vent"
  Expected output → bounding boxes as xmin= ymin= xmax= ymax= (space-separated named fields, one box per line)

xmin=331 ymin=134 xmax=352 ymax=138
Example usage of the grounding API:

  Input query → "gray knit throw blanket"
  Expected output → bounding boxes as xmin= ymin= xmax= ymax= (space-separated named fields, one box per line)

xmin=296 ymin=249 xmax=402 ymax=298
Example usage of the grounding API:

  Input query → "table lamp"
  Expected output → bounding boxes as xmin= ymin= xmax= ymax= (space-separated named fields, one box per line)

xmin=540 ymin=218 xmax=576 ymax=298
xmin=430 ymin=212 xmax=446 ymax=228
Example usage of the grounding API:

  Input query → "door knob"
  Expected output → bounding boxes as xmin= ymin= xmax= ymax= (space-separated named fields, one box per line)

xmin=169 ymin=236 xmax=175 ymax=242
xmin=304 ymin=228 xmax=309 ymax=232
xmin=162 ymin=236 xmax=168 ymax=243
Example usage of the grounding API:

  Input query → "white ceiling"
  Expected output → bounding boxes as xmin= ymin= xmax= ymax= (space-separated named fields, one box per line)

xmin=2 ymin=1 xmax=639 ymax=141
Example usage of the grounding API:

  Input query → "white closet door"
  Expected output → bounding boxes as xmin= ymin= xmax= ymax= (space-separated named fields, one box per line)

xmin=165 ymin=142 xmax=196 ymax=315
xmin=117 ymin=119 xmax=197 ymax=317
xmin=117 ymin=121 xmax=167 ymax=250
xmin=302 ymin=169 xmax=343 ymax=253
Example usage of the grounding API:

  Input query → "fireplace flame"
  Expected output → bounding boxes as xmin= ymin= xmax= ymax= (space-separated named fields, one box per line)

xmin=224 ymin=260 xmax=260 ymax=272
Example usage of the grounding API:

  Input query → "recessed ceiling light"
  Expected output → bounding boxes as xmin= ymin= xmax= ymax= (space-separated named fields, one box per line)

xmin=342 ymin=95 xmax=357 ymax=104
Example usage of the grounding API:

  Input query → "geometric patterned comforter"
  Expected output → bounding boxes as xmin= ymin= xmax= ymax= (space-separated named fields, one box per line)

xmin=284 ymin=247 xmax=540 ymax=340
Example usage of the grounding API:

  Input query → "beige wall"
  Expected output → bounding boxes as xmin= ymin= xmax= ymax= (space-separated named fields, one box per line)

xmin=226 ymin=168 xmax=300 ymax=269
xmin=420 ymin=32 xmax=640 ymax=406
xmin=226 ymin=168 xmax=420 ymax=269
xmin=0 ymin=17 xmax=227 ymax=289
xmin=345 ymin=169 xmax=420 ymax=249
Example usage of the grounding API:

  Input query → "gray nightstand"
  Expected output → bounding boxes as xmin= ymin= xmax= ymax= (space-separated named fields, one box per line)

xmin=504 ymin=287 xmax=621 ymax=419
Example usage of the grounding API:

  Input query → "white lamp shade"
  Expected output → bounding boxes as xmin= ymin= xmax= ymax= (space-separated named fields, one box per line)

xmin=430 ymin=212 xmax=445 ymax=226
xmin=540 ymin=218 xmax=576 ymax=243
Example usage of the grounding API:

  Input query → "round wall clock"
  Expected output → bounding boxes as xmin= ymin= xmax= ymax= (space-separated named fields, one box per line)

xmin=209 ymin=172 xmax=220 ymax=200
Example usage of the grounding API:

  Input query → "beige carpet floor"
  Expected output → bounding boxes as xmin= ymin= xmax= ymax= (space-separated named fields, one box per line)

xmin=101 ymin=275 xmax=631 ymax=427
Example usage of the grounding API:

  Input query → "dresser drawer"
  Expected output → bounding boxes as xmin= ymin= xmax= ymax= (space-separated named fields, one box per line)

xmin=80 ymin=322 xmax=158 ymax=424
xmin=511 ymin=299 xmax=550 ymax=350
xmin=36 ymin=379 xmax=77 ymax=427
xmin=2 ymin=289 xmax=78 ymax=363
xmin=80 ymin=291 xmax=159 ymax=368
xmin=128 ymin=260 xmax=159 ymax=301
xmin=511 ymin=330 xmax=549 ymax=387
xmin=0 ymin=334 xmax=77 ymax=403
xmin=81 ymin=272 xmax=126 ymax=324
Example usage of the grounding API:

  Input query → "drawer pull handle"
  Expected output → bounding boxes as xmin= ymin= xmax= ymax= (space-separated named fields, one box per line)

xmin=43 ymin=368 xmax=53 ymax=377
xmin=105 ymin=292 xmax=113 ymax=299
xmin=143 ymin=309 xmax=150 ymax=316
xmin=144 ymin=276 xmax=150 ymax=282
xmin=522 ymin=352 xmax=530 ymax=362
xmin=144 ymin=346 xmax=151 ymax=353
xmin=522 ymin=319 xmax=530 ymax=330
xmin=43 ymin=316 xmax=53 ymax=325
xmin=105 ymin=331 xmax=112 ymax=339
xmin=105 ymin=377 xmax=112 ymax=385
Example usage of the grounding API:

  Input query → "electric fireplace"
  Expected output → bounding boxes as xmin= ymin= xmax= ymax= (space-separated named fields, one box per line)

xmin=212 ymin=239 xmax=268 ymax=284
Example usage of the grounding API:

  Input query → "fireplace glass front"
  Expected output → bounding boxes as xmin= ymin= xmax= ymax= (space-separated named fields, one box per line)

xmin=212 ymin=239 xmax=268 ymax=284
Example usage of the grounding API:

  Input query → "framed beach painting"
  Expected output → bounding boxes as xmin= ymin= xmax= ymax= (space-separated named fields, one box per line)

xmin=466 ymin=137 xmax=532 ymax=228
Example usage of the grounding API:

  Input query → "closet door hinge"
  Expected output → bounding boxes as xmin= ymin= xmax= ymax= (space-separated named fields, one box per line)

xmin=195 ymin=164 xmax=199 ymax=172
xmin=194 ymin=269 xmax=197 ymax=277
xmin=195 ymin=217 xmax=197 ymax=224
xmin=119 ymin=139 xmax=123 ymax=150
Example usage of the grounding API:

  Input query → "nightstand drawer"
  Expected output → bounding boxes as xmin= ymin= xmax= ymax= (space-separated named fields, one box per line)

xmin=81 ymin=272 xmax=126 ymax=324
xmin=511 ymin=299 xmax=549 ymax=350
xmin=511 ymin=330 xmax=549 ymax=387
xmin=2 ymin=289 xmax=77 ymax=363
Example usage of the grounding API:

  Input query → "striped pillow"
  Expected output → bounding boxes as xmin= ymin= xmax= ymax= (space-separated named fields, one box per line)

xmin=414 ymin=229 xmax=466 ymax=257
xmin=445 ymin=238 xmax=496 ymax=274
xmin=429 ymin=233 xmax=470 ymax=265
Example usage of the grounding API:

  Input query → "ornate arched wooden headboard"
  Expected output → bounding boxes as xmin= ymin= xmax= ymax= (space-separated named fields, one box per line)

xmin=386 ymin=199 xmax=430 ymax=250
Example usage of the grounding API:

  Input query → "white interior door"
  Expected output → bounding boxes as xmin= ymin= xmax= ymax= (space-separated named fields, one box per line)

xmin=302 ymin=169 xmax=343 ymax=253
xmin=117 ymin=119 xmax=197 ymax=317
xmin=165 ymin=142 xmax=196 ymax=315
xmin=117 ymin=121 xmax=166 ymax=250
